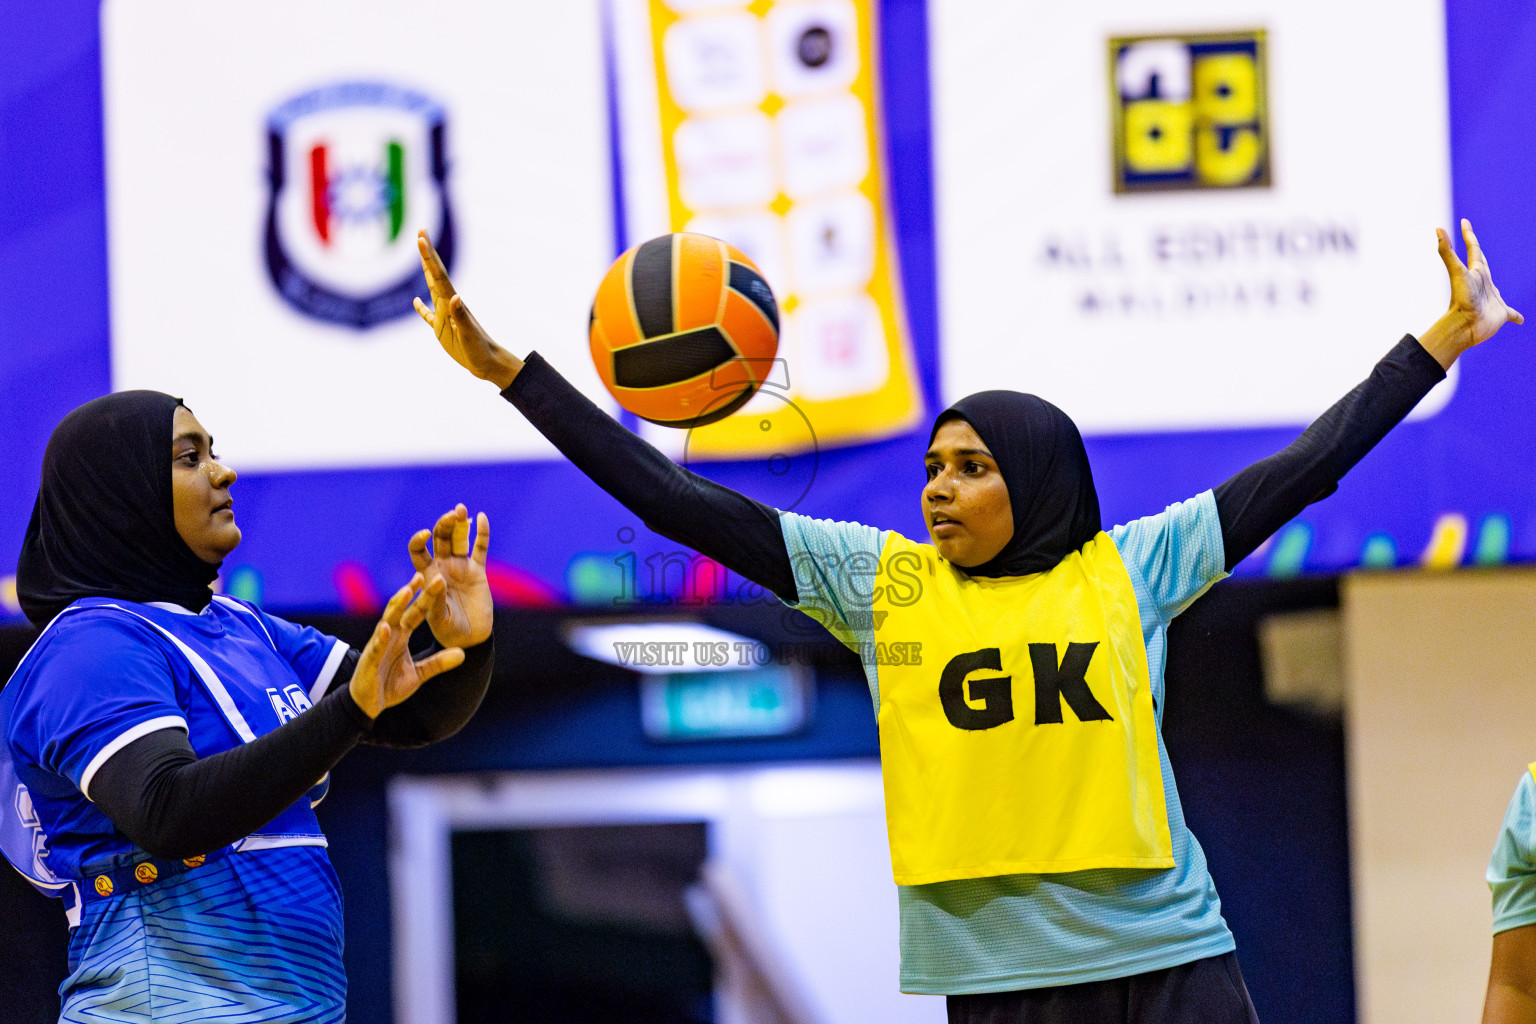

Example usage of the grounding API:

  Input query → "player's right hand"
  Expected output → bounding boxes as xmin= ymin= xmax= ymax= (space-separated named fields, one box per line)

xmin=349 ymin=573 xmax=465 ymax=719
xmin=414 ymin=230 xmax=523 ymax=389
xmin=408 ymin=504 xmax=493 ymax=651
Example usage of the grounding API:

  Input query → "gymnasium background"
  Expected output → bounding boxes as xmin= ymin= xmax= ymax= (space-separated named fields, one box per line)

xmin=2 ymin=1 xmax=1535 ymax=1022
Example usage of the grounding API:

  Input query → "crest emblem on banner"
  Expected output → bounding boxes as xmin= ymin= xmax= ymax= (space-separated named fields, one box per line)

xmin=264 ymin=82 xmax=455 ymax=328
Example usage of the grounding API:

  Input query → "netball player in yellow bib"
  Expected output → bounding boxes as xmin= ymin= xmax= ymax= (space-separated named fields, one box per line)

xmin=415 ymin=222 xmax=1519 ymax=1023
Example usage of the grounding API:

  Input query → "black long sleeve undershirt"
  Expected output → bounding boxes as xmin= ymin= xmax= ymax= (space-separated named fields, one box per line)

xmin=89 ymin=637 xmax=493 ymax=860
xmin=323 ymin=636 xmax=495 ymax=749
xmin=1211 ymin=334 xmax=1445 ymax=570
xmin=89 ymin=685 xmax=371 ymax=860
xmin=504 ymin=352 xmax=798 ymax=601
xmin=505 ymin=335 xmax=1445 ymax=593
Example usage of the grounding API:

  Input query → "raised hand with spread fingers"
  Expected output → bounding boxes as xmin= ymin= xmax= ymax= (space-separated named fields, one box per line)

xmin=1418 ymin=218 xmax=1524 ymax=369
xmin=349 ymin=574 xmax=467 ymax=719
xmin=408 ymin=504 xmax=493 ymax=650
xmin=414 ymin=230 xmax=523 ymax=389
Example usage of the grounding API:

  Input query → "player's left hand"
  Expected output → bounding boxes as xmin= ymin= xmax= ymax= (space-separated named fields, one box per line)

xmin=1439 ymin=218 xmax=1523 ymax=345
xmin=408 ymin=504 xmax=493 ymax=649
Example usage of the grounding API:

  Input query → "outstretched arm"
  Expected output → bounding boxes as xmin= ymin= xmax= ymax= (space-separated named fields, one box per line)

xmin=414 ymin=232 xmax=798 ymax=602
xmin=1214 ymin=220 xmax=1522 ymax=569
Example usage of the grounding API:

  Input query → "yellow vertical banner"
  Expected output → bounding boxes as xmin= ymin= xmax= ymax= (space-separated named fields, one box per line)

xmin=614 ymin=0 xmax=923 ymax=456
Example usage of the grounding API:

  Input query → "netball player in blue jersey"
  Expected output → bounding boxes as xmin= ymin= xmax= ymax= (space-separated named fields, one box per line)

xmin=416 ymin=221 xmax=1518 ymax=1023
xmin=1 ymin=392 xmax=495 ymax=1023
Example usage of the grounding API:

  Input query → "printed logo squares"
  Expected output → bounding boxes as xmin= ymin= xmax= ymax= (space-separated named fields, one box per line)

xmin=778 ymin=95 xmax=868 ymax=198
xmin=675 ymin=112 xmax=777 ymax=208
xmin=1110 ymin=31 xmax=1269 ymax=193
xmin=767 ymin=0 xmax=860 ymax=97
xmin=663 ymin=12 xmax=766 ymax=113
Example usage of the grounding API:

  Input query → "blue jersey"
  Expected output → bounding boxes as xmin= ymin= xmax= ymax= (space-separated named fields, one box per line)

xmin=779 ymin=491 xmax=1235 ymax=994
xmin=1 ymin=595 xmax=352 ymax=1021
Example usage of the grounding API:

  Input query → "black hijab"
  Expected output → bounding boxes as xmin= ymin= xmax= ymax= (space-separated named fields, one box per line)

xmin=16 ymin=391 xmax=221 ymax=626
xmin=929 ymin=391 xmax=1102 ymax=578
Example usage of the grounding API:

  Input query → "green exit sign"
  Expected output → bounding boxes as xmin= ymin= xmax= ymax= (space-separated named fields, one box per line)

xmin=640 ymin=666 xmax=810 ymax=741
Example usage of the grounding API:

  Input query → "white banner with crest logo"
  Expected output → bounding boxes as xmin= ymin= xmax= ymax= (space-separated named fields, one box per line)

xmin=103 ymin=0 xmax=614 ymax=469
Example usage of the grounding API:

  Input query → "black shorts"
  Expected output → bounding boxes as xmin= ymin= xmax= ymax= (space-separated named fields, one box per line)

xmin=946 ymin=953 xmax=1260 ymax=1024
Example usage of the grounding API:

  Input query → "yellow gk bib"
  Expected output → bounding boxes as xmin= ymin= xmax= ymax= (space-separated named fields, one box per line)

xmin=871 ymin=531 xmax=1172 ymax=885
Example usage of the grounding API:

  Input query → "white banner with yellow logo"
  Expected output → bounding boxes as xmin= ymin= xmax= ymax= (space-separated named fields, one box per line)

xmin=931 ymin=0 xmax=1452 ymax=434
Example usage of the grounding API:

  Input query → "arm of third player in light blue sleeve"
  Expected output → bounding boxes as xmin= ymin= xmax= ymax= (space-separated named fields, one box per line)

xmin=1486 ymin=770 xmax=1536 ymax=1024
xmin=1109 ymin=490 xmax=1229 ymax=626
xmin=1490 ymin=770 xmax=1536 ymax=935
xmin=778 ymin=511 xmax=887 ymax=653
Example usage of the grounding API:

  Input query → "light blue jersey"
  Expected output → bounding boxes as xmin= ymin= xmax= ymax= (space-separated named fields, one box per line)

xmin=1489 ymin=767 xmax=1536 ymax=935
xmin=779 ymin=491 xmax=1235 ymax=994
xmin=2 ymin=595 xmax=352 ymax=1021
